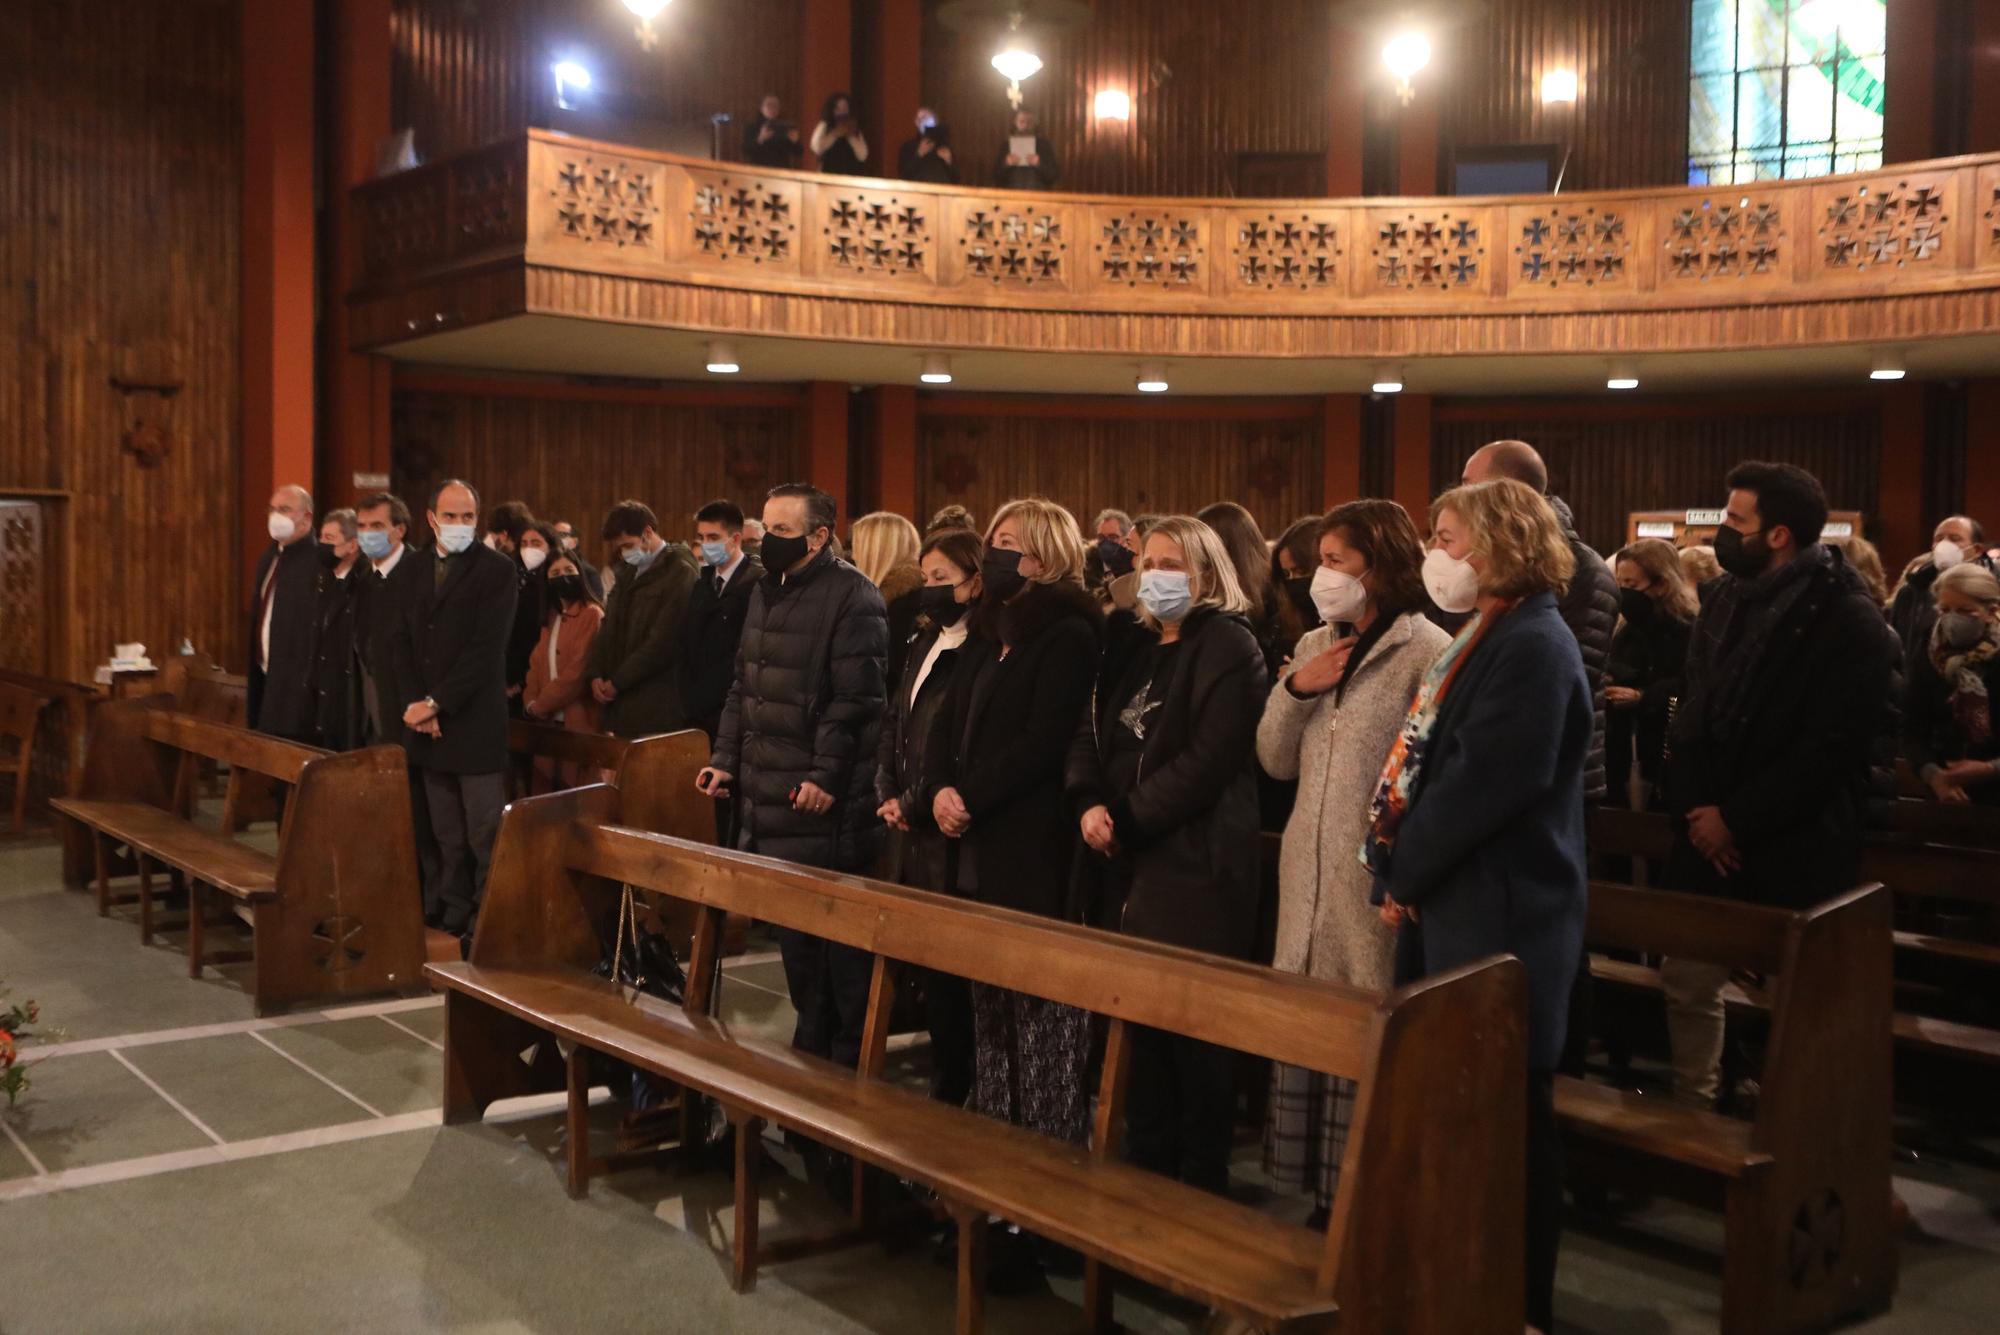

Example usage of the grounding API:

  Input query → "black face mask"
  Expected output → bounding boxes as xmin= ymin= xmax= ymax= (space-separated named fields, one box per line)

xmin=980 ymin=546 xmax=1027 ymax=602
xmin=917 ymin=583 xmax=966 ymax=626
xmin=1712 ymin=524 xmax=1769 ymax=579
xmin=1618 ymin=587 xmax=1653 ymax=622
xmin=1096 ymin=537 xmax=1134 ymax=577
xmin=1284 ymin=574 xmax=1319 ymax=624
xmin=761 ymin=531 xmax=813 ymax=574
xmin=317 ymin=543 xmax=343 ymax=570
xmin=549 ymin=574 xmax=585 ymax=604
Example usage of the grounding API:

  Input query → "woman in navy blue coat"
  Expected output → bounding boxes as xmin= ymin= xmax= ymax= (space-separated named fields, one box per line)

xmin=1364 ymin=478 xmax=1590 ymax=1335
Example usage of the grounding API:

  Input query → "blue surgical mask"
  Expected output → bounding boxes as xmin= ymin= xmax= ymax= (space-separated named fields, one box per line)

xmin=437 ymin=523 xmax=475 ymax=555
xmin=623 ymin=543 xmax=655 ymax=570
xmin=358 ymin=530 xmax=393 ymax=561
xmin=700 ymin=539 xmax=729 ymax=567
xmin=1137 ymin=570 xmax=1192 ymax=623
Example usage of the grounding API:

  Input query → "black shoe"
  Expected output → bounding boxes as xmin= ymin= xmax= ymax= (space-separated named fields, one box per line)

xmin=1033 ymin=1236 xmax=1083 ymax=1278
xmin=985 ymin=1226 xmax=1047 ymax=1296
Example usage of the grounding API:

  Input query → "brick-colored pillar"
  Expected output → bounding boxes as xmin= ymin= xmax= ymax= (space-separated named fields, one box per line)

xmin=1322 ymin=393 xmax=1363 ymax=509
xmin=804 ymin=381 xmax=851 ymax=531
xmin=1391 ymin=394 xmax=1433 ymax=525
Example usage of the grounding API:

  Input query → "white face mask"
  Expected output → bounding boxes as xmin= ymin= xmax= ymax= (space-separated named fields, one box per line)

xmin=1310 ymin=566 xmax=1367 ymax=625
xmin=267 ymin=512 xmax=296 ymax=543
xmin=1934 ymin=538 xmax=1966 ymax=572
xmin=520 ymin=546 xmax=548 ymax=572
xmin=437 ymin=523 xmax=476 ymax=555
xmin=1423 ymin=547 xmax=1481 ymax=614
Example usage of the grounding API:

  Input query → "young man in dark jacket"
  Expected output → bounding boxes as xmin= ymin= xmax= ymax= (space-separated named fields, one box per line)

xmin=680 ymin=499 xmax=764 ymax=743
xmin=391 ymin=479 xmax=518 ymax=938
xmin=1659 ymin=460 xmax=1895 ymax=1106
xmin=698 ymin=484 xmax=887 ymax=1068
xmin=587 ymin=500 xmax=701 ymax=738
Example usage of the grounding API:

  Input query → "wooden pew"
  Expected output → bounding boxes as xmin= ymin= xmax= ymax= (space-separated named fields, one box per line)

xmin=506 ymin=718 xmax=631 ymax=799
xmin=1889 ymin=797 xmax=2000 ymax=851
xmin=0 ymin=679 xmax=52 ymax=835
xmin=50 ymin=696 xmax=426 ymax=1014
xmin=1557 ymin=879 xmax=1895 ymax=1335
xmin=0 ymin=668 xmax=99 ymax=867
xmin=430 ymin=784 xmax=1531 ymax=1335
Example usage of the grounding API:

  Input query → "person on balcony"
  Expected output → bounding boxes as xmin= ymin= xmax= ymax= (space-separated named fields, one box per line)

xmin=743 ymin=93 xmax=802 ymax=170
xmin=809 ymin=92 xmax=869 ymax=176
xmin=897 ymin=106 xmax=958 ymax=184
xmin=995 ymin=108 xmax=1059 ymax=190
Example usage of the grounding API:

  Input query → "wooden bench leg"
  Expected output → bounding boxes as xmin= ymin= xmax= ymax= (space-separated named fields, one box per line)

xmin=1083 ymin=1258 xmax=1116 ymax=1333
xmin=731 ymin=1113 xmax=765 ymax=1293
xmin=954 ymin=1208 xmax=988 ymax=1335
xmin=565 ymin=1043 xmax=590 ymax=1201
xmin=1720 ymin=1180 xmax=1777 ymax=1335
xmin=137 ymin=856 xmax=154 ymax=945
xmin=187 ymin=881 xmax=205 ymax=978
xmin=92 ymin=832 xmax=109 ymax=916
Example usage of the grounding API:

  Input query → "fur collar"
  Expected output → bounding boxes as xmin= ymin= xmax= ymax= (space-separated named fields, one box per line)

xmin=988 ymin=577 xmax=1103 ymax=647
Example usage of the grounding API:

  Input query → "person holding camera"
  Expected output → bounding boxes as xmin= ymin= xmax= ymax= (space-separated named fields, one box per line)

xmin=897 ymin=106 xmax=958 ymax=184
xmin=743 ymin=93 xmax=802 ymax=169
xmin=809 ymin=91 xmax=869 ymax=175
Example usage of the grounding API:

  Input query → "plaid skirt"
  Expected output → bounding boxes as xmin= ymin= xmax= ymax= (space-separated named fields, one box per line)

xmin=1264 ymin=1063 xmax=1356 ymax=1211
xmin=970 ymin=983 xmax=1090 ymax=1145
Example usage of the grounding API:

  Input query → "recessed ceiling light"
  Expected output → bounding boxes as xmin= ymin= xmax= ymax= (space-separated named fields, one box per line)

xmin=704 ymin=340 xmax=740 ymax=374
xmin=1136 ymin=361 xmax=1169 ymax=393
xmin=920 ymin=353 xmax=953 ymax=385
xmin=1371 ymin=363 xmax=1404 ymax=394
xmin=1869 ymin=351 xmax=1906 ymax=381
xmin=1606 ymin=376 xmax=1639 ymax=390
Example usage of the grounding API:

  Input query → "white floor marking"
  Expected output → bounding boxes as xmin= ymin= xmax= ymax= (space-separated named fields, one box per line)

xmin=377 ymin=1013 xmax=444 ymax=1052
xmin=248 ymin=1030 xmax=384 ymax=1119
xmin=107 ymin=1049 xmax=224 ymax=1146
xmin=22 ymin=994 xmax=443 ymax=1065
xmin=0 ymin=1113 xmax=49 ymax=1176
xmin=0 ymin=1109 xmax=442 ymax=1202
xmin=727 ymin=950 xmax=783 ymax=967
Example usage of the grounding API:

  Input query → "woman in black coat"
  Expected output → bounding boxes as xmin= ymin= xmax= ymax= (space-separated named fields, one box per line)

xmin=1367 ymin=480 xmax=1590 ymax=1335
xmin=930 ymin=499 xmax=1102 ymax=1150
xmin=1604 ymin=538 xmax=1697 ymax=807
xmin=875 ymin=527 xmax=983 ymax=1105
xmin=1905 ymin=561 xmax=2000 ymax=805
xmin=1066 ymin=515 xmax=1268 ymax=1195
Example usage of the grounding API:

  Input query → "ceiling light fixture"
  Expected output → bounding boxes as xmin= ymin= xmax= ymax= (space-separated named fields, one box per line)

xmin=920 ymin=353 xmax=954 ymax=385
xmin=992 ymin=45 xmax=1044 ymax=109
xmin=1382 ymin=32 xmax=1431 ymax=105
xmin=1540 ymin=68 xmax=1578 ymax=105
xmin=1371 ymin=364 xmax=1404 ymax=394
xmin=1136 ymin=362 xmax=1169 ymax=394
xmin=622 ymin=0 xmax=671 ymax=50
xmin=704 ymin=340 xmax=740 ymax=374
xmin=1093 ymin=89 xmax=1131 ymax=121
xmin=552 ymin=60 xmax=592 ymax=111
xmin=1606 ymin=362 xmax=1639 ymax=391
xmin=1869 ymin=350 xmax=1906 ymax=381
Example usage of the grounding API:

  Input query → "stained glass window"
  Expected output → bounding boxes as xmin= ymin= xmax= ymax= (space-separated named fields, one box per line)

xmin=1688 ymin=0 xmax=1886 ymax=184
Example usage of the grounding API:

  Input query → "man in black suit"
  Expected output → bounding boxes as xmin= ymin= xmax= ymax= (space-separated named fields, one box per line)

xmin=355 ymin=491 xmax=442 ymax=914
xmin=391 ymin=479 xmax=517 ymax=937
xmin=249 ymin=484 xmax=320 ymax=740
xmin=682 ymin=499 xmax=765 ymax=742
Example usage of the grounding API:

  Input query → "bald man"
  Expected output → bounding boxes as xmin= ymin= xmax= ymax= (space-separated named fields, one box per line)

xmin=1462 ymin=440 xmax=1620 ymax=803
xmin=250 ymin=484 xmax=321 ymax=740
xmin=1888 ymin=514 xmax=1990 ymax=656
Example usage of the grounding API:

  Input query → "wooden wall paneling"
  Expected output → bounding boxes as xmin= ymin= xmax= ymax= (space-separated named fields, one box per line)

xmin=390 ymin=381 xmax=804 ymax=566
xmin=390 ymin=0 xmax=806 ymax=164
xmin=1430 ymin=399 xmax=1885 ymax=559
xmin=914 ymin=406 xmax=1324 ymax=540
xmin=1965 ymin=380 xmax=2000 ymax=530
xmin=1441 ymin=0 xmax=1692 ymax=192
xmin=0 ymin=1 xmax=243 ymax=681
xmin=920 ymin=0 xmax=1335 ymax=198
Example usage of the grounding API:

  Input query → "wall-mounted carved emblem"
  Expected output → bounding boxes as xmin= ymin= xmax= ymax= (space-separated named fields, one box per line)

xmin=310 ymin=914 xmax=367 ymax=973
xmin=1787 ymin=1189 xmax=1846 ymax=1290
xmin=552 ymin=155 xmax=663 ymax=249
xmin=111 ymin=353 xmax=182 ymax=469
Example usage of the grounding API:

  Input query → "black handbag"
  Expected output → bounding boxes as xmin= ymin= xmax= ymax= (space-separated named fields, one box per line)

xmin=592 ymin=885 xmax=689 ymax=1113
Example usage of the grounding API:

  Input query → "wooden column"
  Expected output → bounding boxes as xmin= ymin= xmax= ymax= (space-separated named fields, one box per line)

xmin=1395 ymin=85 xmax=1441 ymax=196
xmin=1967 ymin=381 xmax=2000 ymax=533
xmin=866 ymin=0 xmax=922 ymax=177
xmin=872 ymin=385 xmax=919 ymax=521
xmin=1391 ymin=394 xmax=1433 ymax=525
xmin=1321 ymin=393 xmax=1363 ymax=510
xmin=804 ymin=381 xmax=851 ymax=531
xmin=1970 ymin=2 xmax=2000 ymax=153
xmin=1326 ymin=24 xmax=1367 ymax=196
xmin=325 ymin=0 xmax=395 ymax=509
xmin=803 ymin=1 xmax=855 ymax=171
xmin=241 ymin=0 xmax=317 ymax=590
xmin=1885 ymin=0 xmax=1940 ymax=163
xmin=1876 ymin=383 xmax=1925 ymax=563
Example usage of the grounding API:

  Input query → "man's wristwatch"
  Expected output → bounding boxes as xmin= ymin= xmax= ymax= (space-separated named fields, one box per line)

xmin=422 ymin=696 xmax=437 ymax=713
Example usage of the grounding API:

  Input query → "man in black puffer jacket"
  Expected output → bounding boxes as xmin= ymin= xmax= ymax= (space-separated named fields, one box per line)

xmin=1463 ymin=440 xmax=1618 ymax=801
xmin=698 ymin=483 xmax=888 ymax=1068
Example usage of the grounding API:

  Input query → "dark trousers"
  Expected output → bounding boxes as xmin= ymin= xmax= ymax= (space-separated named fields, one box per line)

xmin=775 ymin=925 xmax=874 ymax=1068
xmin=423 ymin=769 xmax=506 ymax=933
xmin=1125 ymin=1024 xmax=1234 ymax=1196
xmin=923 ymin=968 xmax=975 ymax=1106
xmin=1526 ymin=1069 xmax=1562 ymax=1333
xmin=406 ymin=760 xmax=442 ymax=917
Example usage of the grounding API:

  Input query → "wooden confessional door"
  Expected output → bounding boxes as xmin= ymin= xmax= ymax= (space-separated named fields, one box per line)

xmin=0 ymin=499 xmax=50 ymax=675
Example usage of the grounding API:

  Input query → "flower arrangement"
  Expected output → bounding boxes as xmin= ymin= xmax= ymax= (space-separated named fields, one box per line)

xmin=1 ymin=988 xmax=46 ymax=1107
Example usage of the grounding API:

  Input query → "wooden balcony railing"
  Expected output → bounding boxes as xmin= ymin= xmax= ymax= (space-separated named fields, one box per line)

xmin=346 ymin=129 xmax=2000 ymax=361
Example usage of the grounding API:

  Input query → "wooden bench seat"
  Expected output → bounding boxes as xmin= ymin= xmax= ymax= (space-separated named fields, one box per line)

xmin=433 ymin=783 xmax=1531 ymax=1334
xmin=54 ymin=695 xmax=424 ymax=1013
xmin=1557 ymin=879 xmax=1893 ymax=1335
xmin=435 ymin=961 xmax=1336 ymax=1324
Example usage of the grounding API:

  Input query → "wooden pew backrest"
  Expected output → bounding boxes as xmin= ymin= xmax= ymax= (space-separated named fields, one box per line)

xmin=1584 ymin=880 xmax=1792 ymax=973
xmin=507 ymin=718 xmax=630 ymax=786
xmin=614 ymin=730 xmax=716 ymax=842
xmin=141 ymin=710 xmax=318 ymax=785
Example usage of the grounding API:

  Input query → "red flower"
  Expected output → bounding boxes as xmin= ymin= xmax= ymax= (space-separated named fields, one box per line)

xmin=0 ymin=1031 xmax=14 ymax=1068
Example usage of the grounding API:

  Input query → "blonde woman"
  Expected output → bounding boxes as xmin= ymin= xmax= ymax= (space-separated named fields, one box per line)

xmin=1679 ymin=543 xmax=1722 ymax=593
xmin=1606 ymin=538 xmax=1698 ymax=805
xmin=852 ymin=510 xmax=925 ymax=684
xmin=1907 ymin=562 xmax=2000 ymax=804
xmin=1363 ymin=478 xmax=1589 ymax=1335
xmin=1065 ymin=515 xmax=1268 ymax=1194
xmin=928 ymin=498 xmax=1102 ymax=1281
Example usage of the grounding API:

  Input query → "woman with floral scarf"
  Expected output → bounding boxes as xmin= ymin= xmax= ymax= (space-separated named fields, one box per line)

xmin=1906 ymin=562 xmax=2000 ymax=805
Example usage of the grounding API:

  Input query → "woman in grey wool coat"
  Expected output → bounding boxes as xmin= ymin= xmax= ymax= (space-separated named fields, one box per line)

xmin=1255 ymin=499 xmax=1449 ymax=1225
